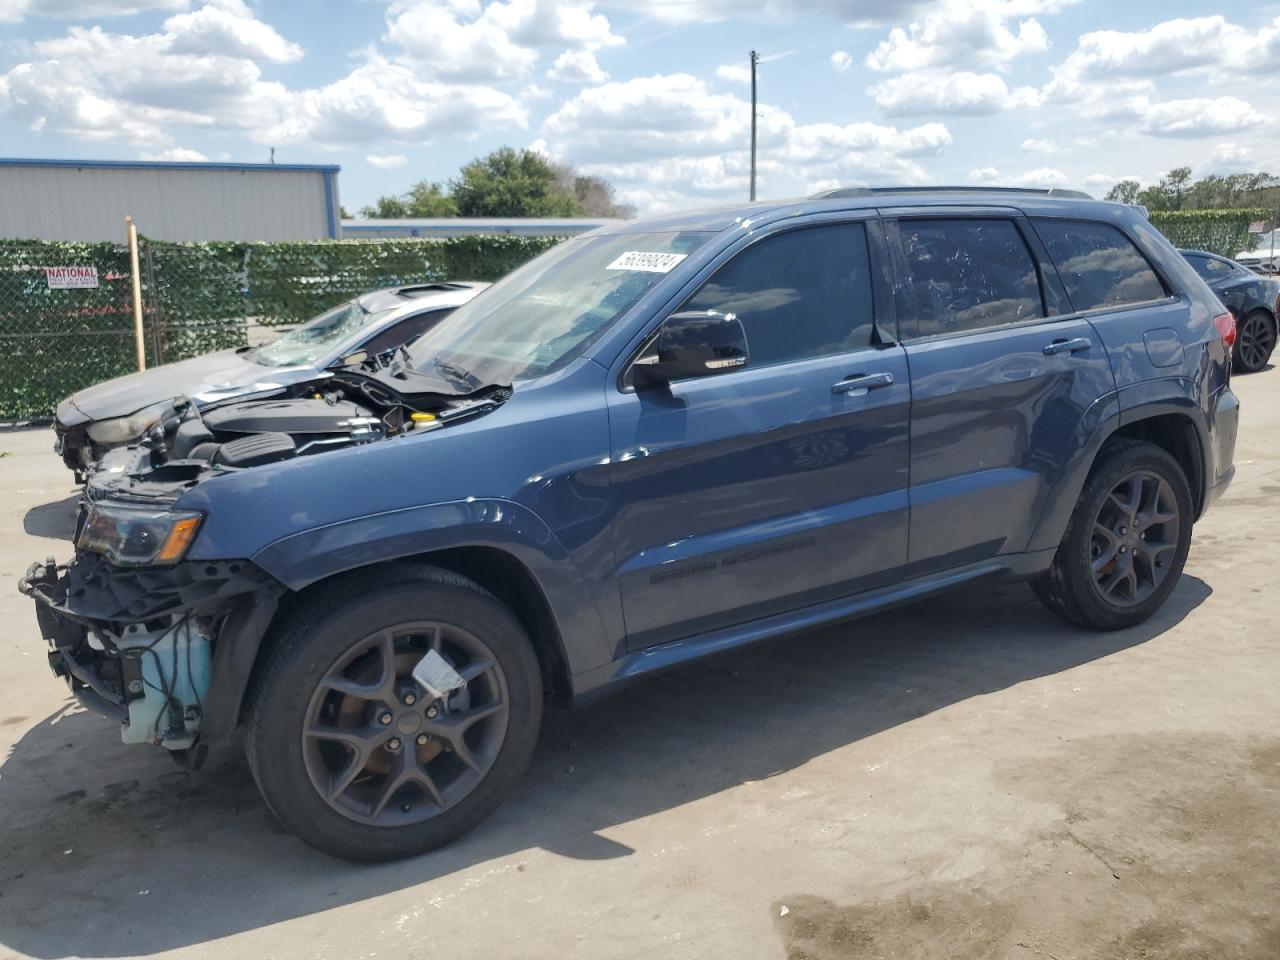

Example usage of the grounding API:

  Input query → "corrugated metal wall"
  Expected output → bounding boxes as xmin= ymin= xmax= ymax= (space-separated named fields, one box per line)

xmin=0 ymin=162 xmax=338 ymax=242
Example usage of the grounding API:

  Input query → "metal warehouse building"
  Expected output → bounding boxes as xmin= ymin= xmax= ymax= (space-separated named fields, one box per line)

xmin=341 ymin=217 xmax=620 ymax=239
xmin=0 ymin=158 xmax=341 ymax=242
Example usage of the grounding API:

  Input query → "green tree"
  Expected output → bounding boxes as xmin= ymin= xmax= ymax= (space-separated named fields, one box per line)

xmin=450 ymin=147 xmax=584 ymax=217
xmin=358 ymin=194 xmax=410 ymax=218
xmin=403 ymin=181 xmax=457 ymax=217
xmin=1105 ymin=179 xmax=1140 ymax=204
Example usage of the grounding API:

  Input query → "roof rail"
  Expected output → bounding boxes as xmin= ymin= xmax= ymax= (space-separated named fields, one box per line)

xmin=811 ymin=186 xmax=1094 ymax=201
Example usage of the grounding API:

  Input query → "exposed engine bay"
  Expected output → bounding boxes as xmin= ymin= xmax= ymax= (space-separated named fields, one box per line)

xmin=22 ymin=367 xmax=511 ymax=762
xmin=89 ymin=367 xmax=511 ymax=502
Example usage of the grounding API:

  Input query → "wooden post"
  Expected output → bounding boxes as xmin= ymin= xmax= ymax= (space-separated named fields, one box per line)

xmin=125 ymin=216 xmax=145 ymax=371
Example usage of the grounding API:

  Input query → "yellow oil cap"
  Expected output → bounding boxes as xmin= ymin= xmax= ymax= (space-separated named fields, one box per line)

xmin=410 ymin=411 xmax=436 ymax=422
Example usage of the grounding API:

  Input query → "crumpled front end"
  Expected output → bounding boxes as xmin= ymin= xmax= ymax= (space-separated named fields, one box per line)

xmin=20 ymin=553 xmax=282 ymax=761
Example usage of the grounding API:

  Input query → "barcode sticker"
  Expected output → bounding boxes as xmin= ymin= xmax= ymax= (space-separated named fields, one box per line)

xmin=607 ymin=251 xmax=688 ymax=273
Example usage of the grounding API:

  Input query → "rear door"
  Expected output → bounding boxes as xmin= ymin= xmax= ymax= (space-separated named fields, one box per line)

xmin=606 ymin=216 xmax=912 ymax=649
xmin=885 ymin=210 xmax=1117 ymax=573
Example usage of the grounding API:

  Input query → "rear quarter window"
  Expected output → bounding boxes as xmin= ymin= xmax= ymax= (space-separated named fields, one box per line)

xmin=1033 ymin=219 xmax=1167 ymax=313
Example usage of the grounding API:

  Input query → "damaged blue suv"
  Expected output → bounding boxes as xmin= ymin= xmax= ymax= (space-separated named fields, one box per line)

xmin=23 ymin=188 xmax=1239 ymax=861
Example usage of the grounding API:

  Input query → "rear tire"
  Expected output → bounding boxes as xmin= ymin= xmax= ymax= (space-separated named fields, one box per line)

xmin=1233 ymin=309 xmax=1277 ymax=374
xmin=1032 ymin=440 xmax=1193 ymax=631
xmin=245 ymin=565 xmax=542 ymax=862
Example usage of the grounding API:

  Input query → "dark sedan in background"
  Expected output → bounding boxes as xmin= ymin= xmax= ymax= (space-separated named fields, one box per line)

xmin=54 ymin=281 xmax=485 ymax=478
xmin=1180 ymin=249 xmax=1278 ymax=374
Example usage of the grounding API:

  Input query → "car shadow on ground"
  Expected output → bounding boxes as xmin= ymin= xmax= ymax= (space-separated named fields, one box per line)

xmin=22 ymin=495 xmax=79 ymax=541
xmin=0 ymin=574 xmax=1211 ymax=958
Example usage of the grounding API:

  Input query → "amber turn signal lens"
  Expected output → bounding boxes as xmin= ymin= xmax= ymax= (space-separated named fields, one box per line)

xmin=155 ymin=516 xmax=202 ymax=564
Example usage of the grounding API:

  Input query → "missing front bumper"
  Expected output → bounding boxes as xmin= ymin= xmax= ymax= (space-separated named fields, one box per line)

xmin=21 ymin=556 xmax=282 ymax=751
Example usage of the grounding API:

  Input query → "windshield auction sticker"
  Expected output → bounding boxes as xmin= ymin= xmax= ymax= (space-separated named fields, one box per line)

xmin=45 ymin=265 xmax=99 ymax=289
xmin=606 ymin=251 xmax=688 ymax=273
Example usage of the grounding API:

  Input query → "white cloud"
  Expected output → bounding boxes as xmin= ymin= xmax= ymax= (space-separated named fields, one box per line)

xmin=870 ymin=71 xmax=1040 ymax=116
xmin=0 ymin=0 xmax=186 ymax=25
xmin=0 ymin=24 xmax=291 ymax=144
xmin=164 ymin=0 xmax=302 ymax=64
xmin=830 ymin=50 xmax=852 ymax=72
xmin=606 ymin=0 xmax=934 ymax=27
xmin=386 ymin=0 xmax=621 ymax=83
xmin=967 ymin=166 xmax=1070 ymax=186
xmin=270 ymin=55 xmax=527 ymax=146
xmin=1047 ymin=15 xmax=1280 ymax=105
xmin=866 ymin=3 xmax=1051 ymax=73
xmin=716 ymin=63 xmax=750 ymax=84
xmin=141 ymin=146 xmax=208 ymax=161
xmin=1209 ymin=143 xmax=1253 ymax=173
xmin=539 ymin=73 xmax=951 ymax=211
xmin=0 ymin=5 xmax=528 ymax=150
xmin=547 ymin=50 xmax=607 ymax=83
xmin=1021 ymin=138 xmax=1054 ymax=153
xmin=367 ymin=152 xmax=409 ymax=168
xmin=1137 ymin=96 xmax=1263 ymax=139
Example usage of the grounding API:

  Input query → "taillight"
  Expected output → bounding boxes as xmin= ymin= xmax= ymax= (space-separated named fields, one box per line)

xmin=1213 ymin=312 xmax=1237 ymax=348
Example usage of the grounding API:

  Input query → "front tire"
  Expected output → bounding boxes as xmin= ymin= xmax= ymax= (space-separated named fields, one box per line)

xmin=1032 ymin=440 xmax=1193 ymax=631
xmin=245 ymin=566 xmax=543 ymax=862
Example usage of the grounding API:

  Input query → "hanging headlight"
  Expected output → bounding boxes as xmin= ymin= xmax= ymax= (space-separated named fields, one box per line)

xmin=85 ymin=401 xmax=174 ymax=445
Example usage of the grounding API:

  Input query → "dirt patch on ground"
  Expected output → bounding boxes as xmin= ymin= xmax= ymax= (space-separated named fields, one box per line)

xmin=774 ymin=733 xmax=1280 ymax=959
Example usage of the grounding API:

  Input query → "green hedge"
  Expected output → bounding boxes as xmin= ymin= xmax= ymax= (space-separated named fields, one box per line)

xmin=0 ymin=235 xmax=565 ymax=421
xmin=1149 ymin=209 xmax=1272 ymax=259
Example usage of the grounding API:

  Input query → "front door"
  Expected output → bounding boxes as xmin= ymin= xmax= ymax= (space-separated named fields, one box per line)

xmin=605 ymin=219 xmax=912 ymax=649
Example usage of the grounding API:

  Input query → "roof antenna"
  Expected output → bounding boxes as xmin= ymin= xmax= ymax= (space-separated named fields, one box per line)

xmin=269 ymin=147 xmax=276 ymax=165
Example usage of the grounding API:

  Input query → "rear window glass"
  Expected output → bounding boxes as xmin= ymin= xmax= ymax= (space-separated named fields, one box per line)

xmin=1034 ymin=219 xmax=1166 ymax=312
xmin=1185 ymin=255 xmax=1230 ymax=282
xmin=898 ymin=219 xmax=1044 ymax=337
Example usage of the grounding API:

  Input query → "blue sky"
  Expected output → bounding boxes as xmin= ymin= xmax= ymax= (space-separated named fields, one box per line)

xmin=0 ymin=0 xmax=1275 ymax=215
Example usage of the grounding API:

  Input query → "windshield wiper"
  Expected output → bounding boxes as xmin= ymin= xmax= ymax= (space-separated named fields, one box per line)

xmin=432 ymin=358 xmax=484 ymax=391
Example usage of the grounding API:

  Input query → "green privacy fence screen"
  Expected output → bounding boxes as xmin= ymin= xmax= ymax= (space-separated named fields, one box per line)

xmin=0 ymin=235 xmax=563 ymax=421
xmin=1147 ymin=209 xmax=1273 ymax=259
xmin=2 ymin=211 xmax=1276 ymax=421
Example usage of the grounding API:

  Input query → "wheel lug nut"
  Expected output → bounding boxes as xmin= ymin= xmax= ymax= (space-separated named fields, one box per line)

xmin=387 ymin=737 xmax=402 ymax=751
xmin=416 ymin=734 xmax=429 ymax=745
xmin=1119 ymin=526 xmax=1127 ymax=535
xmin=1119 ymin=545 xmax=1127 ymax=554
xmin=426 ymin=706 xmax=439 ymax=719
xmin=401 ymin=802 xmax=412 ymax=812
xmin=403 ymin=692 xmax=417 ymax=706
xmin=379 ymin=712 xmax=393 ymax=725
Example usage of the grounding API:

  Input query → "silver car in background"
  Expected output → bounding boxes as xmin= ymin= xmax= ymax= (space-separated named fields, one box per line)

xmin=53 ymin=282 xmax=485 ymax=478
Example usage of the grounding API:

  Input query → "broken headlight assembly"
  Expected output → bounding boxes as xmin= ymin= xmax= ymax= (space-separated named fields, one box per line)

xmin=84 ymin=400 xmax=174 ymax=445
xmin=77 ymin=503 xmax=203 ymax=566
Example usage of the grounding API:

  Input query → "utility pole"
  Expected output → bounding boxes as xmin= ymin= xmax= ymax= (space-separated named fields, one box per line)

xmin=749 ymin=50 xmax=760 ymax=202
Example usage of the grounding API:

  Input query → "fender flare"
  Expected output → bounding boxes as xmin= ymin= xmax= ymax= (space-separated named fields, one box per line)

xmin=250 ymin=497 xmax=616 ymax=679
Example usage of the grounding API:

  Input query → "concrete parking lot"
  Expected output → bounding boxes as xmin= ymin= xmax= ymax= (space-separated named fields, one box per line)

xmin=0 ymin=370 xmax=1277 ymax=960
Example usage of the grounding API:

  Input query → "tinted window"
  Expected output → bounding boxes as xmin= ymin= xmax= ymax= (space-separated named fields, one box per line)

xmin=1034 ymin=219 xmax=1166 ymax=312
xmin=360 ymin=308 xmax=450 ymax=357
xmin=682 ymin=223 xmax=875 ymax=367
xmin=897 ymin=219 xmax=1044 ymax=337
xmin=1186 ymin=255 xmax=1231 ymax=282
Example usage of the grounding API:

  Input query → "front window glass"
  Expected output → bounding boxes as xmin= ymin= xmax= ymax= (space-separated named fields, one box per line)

xmin=681 ymin=223 xmax=876 ymax=367
xmin=406 ymin=231 xmax=713 ymax=386
xmin=248 ymin=300 xmax=382 ymax=368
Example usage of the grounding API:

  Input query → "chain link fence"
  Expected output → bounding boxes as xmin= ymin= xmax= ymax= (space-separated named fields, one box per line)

xmin=0 ymin=234 xmax=563 ymax=422
xmin=4 ymin=211 xmax=1279 ymax=422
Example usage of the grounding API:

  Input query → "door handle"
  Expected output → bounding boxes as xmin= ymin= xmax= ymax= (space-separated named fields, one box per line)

xmin=1043 ymin=337 xmax=1092 ymax=356
xmin=832 ymin=372 xmax=895 ymax=395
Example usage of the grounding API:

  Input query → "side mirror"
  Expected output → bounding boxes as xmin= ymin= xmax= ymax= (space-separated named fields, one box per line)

xmin=632 ymin=310 xmax=749 ymax=387
xmin=339 ymin=350 xmax=368 ymax=367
